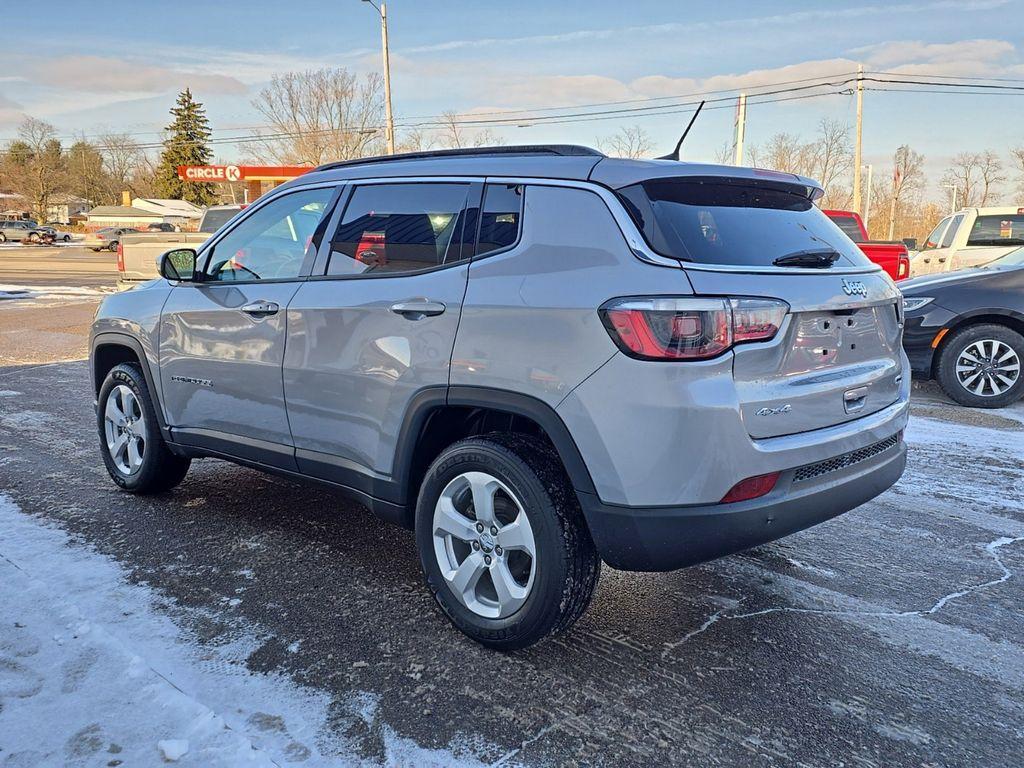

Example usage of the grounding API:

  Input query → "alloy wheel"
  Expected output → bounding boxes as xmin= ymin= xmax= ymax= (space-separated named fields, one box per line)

xmin=103 ymin=384 xmax=147 ymax=475
xmin=432 ymin=471 xmax=537 ymax=619
xmin=955 ymin=339 xmax=1021 ymax=397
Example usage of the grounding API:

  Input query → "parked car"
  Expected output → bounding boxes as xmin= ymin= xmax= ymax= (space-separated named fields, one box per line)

xmin=824 ymin=210 xmax=910 ymax=281
xmin=0 ymin=220 xmax=42 ymax=243
xmin=26 ymin=226 xmax=72 ymax=243
xmin=145 ymin=222 xmax=177 ymax=233
xmin=901 ymin=247 xmax=1024 ymax=408
xmin=117 ymin=205 xmax=242 ymax=288
xmin=86 ymin=227 xmax=140 ymax=252
xmin=90 ymin=146 xmax=908 ymax=649
xmin=912 ymin=206 xmax=1024 ymax=277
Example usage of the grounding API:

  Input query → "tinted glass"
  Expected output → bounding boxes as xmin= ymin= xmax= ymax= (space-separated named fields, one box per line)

xmin=828 ymin=214 xmax=864 ymax=242
xmin=326 ymin=183 xmax=469 ymax=276
xmin=967 ymin=214 xmax=1024 ymax=246
xmin=477 ymin=184 xmax=523 ymax=256
xmin=940 ymin=214 xmax=963 ymax=248
xmin=922 ymin=218 xmax=949 ymax=251
xmin=200 ymin=208 xmax=240 ymax=233
xmin=989 ymin=247 xmax=1024 ymax=267
xmin=205 ymin=188 xmax=331 ymax=281
xmin=619 ymin=179 xmax=870 ymax=267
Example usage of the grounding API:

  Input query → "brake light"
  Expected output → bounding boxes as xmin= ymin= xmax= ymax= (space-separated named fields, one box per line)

xmin=720 ymin=472 xmax=780 ymax=503
xmin=600 ymin=297 xmax=788 ymax=361
xmin=896 ymin=255 xmax=909 ymax=280
xmin=116 ymin=242 xmax=124 ymax=272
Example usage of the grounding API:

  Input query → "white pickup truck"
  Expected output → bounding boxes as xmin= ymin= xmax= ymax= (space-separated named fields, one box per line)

xmin=117 ymin=205 xmax=242 ymax=288
xmin=911 ymin=206 xmax=1024 ymax=277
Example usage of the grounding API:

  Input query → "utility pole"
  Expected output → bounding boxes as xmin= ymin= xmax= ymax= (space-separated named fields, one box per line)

xmin=733 ymin=93 xmax=746 ymax=166
xmin=887 ymin=163 xmax=901 ymax=241
xmin=363 ymin=0 xmax=396 ymax=154
xmin=852 ymin=64 xmax=864 ymax=215
xmin=863 ymin=164 xmax=873 ymax=231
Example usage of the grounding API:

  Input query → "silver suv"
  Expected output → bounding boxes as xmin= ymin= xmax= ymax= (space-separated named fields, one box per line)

xmin=90 ymin=146 xmax=909 ymax=649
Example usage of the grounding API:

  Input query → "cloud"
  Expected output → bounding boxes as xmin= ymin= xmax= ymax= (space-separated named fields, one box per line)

xmin=399 ymin=0 xmax=1010 ymax=55
xmin=27 ymin=55 xmax=247 ymax=95
xmin=0 ymin=92 xmax=25 ymax=128
xmin=855 ymin=38 xmax=1015 ymax=67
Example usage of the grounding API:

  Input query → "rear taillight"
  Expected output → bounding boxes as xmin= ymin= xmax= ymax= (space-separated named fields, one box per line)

xmin=600 ymin=297 xmax=788 ymax=361
xmin=720 ymin=472 xmax=780 ymax=503
xmin=116 ymin=242 xmax=124 ymax=272
xmin=896 ymin=255 xmax=909 ymax=280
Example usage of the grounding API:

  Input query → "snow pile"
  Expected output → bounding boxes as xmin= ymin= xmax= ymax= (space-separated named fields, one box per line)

xmin=0 ymin=283 xmax=113 ymax=303
xmin=0 ymin=494 xmax=492 ymax=767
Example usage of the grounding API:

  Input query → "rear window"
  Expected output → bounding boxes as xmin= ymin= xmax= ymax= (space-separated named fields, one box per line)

xmin=618 ymin=179 xmax=870 ymax=268
xmin=200 ymin=208 xmax=240 ymax=233
xmin=827 ymin=214 xmax=864 ymax=243
xmin=967 ymin=214 xmax=1024 ymax=246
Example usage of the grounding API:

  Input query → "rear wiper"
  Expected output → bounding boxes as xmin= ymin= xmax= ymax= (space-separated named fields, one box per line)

xmin=772 ymin=249 xmax=841 ymax=268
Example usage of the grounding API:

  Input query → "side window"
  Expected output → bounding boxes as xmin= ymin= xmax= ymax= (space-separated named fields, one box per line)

xmin=940 ymin=214 xmax=963 ymax=248
xmin=326 ymin=183 xmax=470 ymax=276
xmin=205 ymin=188 xmax=332 ymax=282
xmin=477 ymin=184 xmax=523 ymax=257
xmin=922 ymin=218 xmax=950 ymax=251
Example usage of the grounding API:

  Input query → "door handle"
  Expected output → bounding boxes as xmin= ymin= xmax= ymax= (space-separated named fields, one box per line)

xmin=390 ymin=300 xmax=446 ymax=319
xmin=937 ymin=257 xmax=946 ymax=263
xmin=241 ymin=301 xmax=279 ymax=317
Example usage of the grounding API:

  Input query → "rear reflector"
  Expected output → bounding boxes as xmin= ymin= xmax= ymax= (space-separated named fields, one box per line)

xmin=116 ymin=242 xmax=124 ymax=273
xmin=600 ymin=296 xmax=788 ymax=361
xmin=720 ymin=472 xmax=780 ymax=504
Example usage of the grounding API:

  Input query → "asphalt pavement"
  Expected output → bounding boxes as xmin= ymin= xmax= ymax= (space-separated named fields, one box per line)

xmin=0 ymin=260 xmax=1022 ymax=766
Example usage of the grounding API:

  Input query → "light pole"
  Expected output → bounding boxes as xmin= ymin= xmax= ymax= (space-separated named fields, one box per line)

xmin=943 ymin=183 xmax=959 ymax=214
xmin=363 ymin=0 xmax=395 ymax=155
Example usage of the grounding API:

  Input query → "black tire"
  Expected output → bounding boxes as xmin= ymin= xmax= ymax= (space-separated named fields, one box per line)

xmin=27 ymin=232 xmax=39 ymax=243
xmin=62 ymin=235 xmax=71 ymax=242
xmin=935 ymin=323 xmax=1024 ymax=408
xmin=97 ymin=363 xmax=190 ymax=493
xmin=0 ymin=233 xmax=6 ymax=243
xmin=108 ymin=241 xmax=119 ymax=252
xmin=415 ymin=433 xmax=600 ymax=650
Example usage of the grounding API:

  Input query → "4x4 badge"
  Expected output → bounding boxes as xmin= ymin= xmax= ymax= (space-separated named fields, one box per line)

xmin=841 ymin=279 xmax=868 ymax=297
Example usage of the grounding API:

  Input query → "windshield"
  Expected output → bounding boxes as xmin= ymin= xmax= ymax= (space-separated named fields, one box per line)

xmin=200 ymin=208 xmax=240 ymax=234
xmin=967 ymin=214 xmax=1024 ymax=247
xmin=618 ymin=178 xmax=871 ymax=268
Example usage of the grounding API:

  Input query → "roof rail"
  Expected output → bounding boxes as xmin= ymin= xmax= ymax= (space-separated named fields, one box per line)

xmin=314 ymin=144 xmax=605 ymax=172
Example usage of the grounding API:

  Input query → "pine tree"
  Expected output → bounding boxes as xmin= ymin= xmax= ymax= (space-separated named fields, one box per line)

xmin=155 ymin=89 xmax=215 ymax=205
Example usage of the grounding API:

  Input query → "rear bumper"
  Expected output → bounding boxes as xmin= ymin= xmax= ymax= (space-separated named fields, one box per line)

xmin=579 ymin=437 xmax=906 ymax=571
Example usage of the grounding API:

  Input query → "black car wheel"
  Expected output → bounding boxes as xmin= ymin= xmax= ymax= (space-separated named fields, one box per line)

xmin=62 ymin=234 xmax=71 ymax=242
xmin=0 ymin=233 xmax=6 ymax=243
xmin=415 ymin=433 xmax=600 ymax=650
xmin=108 ymin=241 xmax=119 ymax=252
xmin=936 ymin=323 xmax=1024 ymax=408
xmin=27 ymin=232 xmax=39 ymax=243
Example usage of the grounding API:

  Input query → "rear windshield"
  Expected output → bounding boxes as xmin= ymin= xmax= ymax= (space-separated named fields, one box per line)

xmin=618 ymin=179 xmax=870 ymax=268
xmin=200 ymin=208 xmax=240 ymax=233
xmin=967 ymin=214 xmax=1024 ymax=246
xmin=827 ymin=214 xmax=864 ymax=243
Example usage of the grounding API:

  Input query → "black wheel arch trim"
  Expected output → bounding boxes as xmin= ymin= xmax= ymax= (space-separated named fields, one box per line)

xmin=91 ymin=332 xmax=171 ymax=438
xmin=390 ymin=385 xmax=598 ymax=506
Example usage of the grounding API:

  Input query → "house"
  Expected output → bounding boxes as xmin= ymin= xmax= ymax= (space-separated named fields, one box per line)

xmin=131 ymin=198 xmax=203 ymax=228
xmin=85 ymin=205 xmax=164 ymax=230
xmin=45 ymin=194 xmax=91 ymax=225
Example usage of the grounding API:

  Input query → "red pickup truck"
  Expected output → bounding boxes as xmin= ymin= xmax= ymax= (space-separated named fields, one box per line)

xmin=825 ymin=210 xmax=910 ymax=281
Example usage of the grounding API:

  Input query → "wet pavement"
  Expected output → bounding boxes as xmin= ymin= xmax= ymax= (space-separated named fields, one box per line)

xmin=0 ymin=302 xmax=1022 ymax=766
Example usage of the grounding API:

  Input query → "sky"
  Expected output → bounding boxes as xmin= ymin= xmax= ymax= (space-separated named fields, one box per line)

xmin=2 ymin=0 xmax=1024 ymax=200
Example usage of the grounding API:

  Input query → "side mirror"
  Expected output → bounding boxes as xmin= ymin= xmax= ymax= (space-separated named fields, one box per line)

xmin=159 ymin=248 xmax=198 ymax=281
xmin=902 ymin=238 xmax=918 ymax=250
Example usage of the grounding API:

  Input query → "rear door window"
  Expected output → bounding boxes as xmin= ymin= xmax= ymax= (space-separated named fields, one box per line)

xmin=618 ymin=178 xmax=870 ymax=268
xmin=940 ymin=214 xmax=964 ymax=248
xmin=326 ymin=183 xmax=471 ymax=276
xmin=476 ymin=184 xmax=523 ymax=256
xmin=967 ymin=214 xmax=1024 ymax=246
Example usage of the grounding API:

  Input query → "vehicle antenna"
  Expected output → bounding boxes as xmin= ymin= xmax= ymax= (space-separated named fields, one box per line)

xmin=658 ymin=100 xmax=706 ymax=161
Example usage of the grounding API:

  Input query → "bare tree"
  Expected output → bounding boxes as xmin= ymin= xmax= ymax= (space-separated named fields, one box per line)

xmin=977 ymin=150 xmax=1006 ymax=206
xmin=885 ymin=144 xmax=926 ymax=239
xmin=4 ymin=117 xmax=66 ymax=221
xmin=436 ymin=110 xmax=503 ymax=149
xmin=806 ymin=119 xmax=852 ymax=203
xmin=598 ymin=125 xmax=654 ymax=159
xmin=98 ymin=131 xmax=144 ymax=195
xmin=251 ymin=68 xmax=385 ymax=165
xmin=1014 ymin=146 xmax=1024 ymax=196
